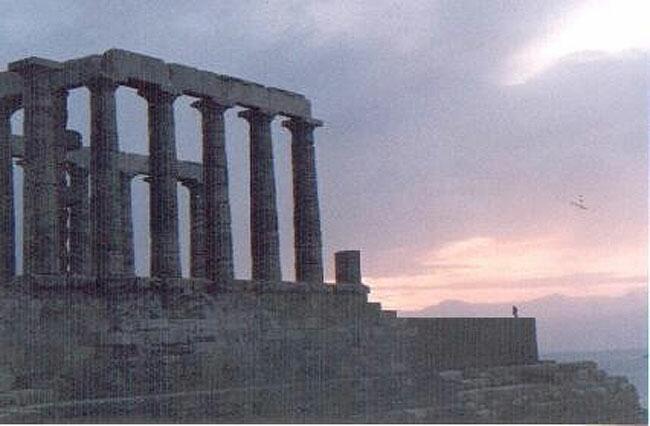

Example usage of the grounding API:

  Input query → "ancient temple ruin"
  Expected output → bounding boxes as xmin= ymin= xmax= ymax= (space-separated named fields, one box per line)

xmin=0 ymin=50 xmax=643 ymax=423
xmin=0 ymin=49 xmax=337 ymax=287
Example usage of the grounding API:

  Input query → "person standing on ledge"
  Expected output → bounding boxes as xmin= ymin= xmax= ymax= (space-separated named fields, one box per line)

xmin=512 ymin=305 xmax=519 ymax=318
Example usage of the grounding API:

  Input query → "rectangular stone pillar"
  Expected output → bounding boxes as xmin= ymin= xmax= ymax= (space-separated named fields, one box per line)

xmin=239 ymin=109 xmax=281 ymax=282
xmin=283 ymin=118 xmax=324 ymax=283
xmin=335 ymin=250 xmax=361 ymax=284
xmin=68 ymin=165 xmax=91 ymax=276
xmin=139 ymin=86 xmax=181 ymax=278
xmin=0 ymin=96 xmax=20 ymax=282
xmin=182 ymin=180 xmax=207 ymax=279
xmin=9 ymin=58 xmax=63 ymax=275
xmin=120 ymin=172 xmax=135 ymax=276
xmin=89 ymin=77 xmax=125 ymax=278
xmin=192 ymin=99 xmax=234 ymax=282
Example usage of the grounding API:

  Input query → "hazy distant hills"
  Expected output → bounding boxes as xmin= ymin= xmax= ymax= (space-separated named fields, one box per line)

xmin=400 ymin=289 xmax=647 ymax=353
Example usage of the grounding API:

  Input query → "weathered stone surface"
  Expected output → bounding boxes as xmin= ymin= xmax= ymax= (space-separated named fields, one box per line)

xmin=181 ymin=179 xmax=207 ymax=279
xmin=89 ymin=77 xmax=124 ymax=278
xmin=11 ymin=60 xmax=62 ymax=275
xmin=239 ymin=108 xmax=282 ymax=282
xmin=103 ymin=49 xmax=172 ymax=90
xmin=52 ymin=89 xmax=69 ymax=274
xmin=438 ymin=361 xmax=645 ymax=424
xmin=0 ymin=73 xmax=22 ymax=101
xmin=0 ymin=97 xmax=20 ymax=282
xmin=335 ymin=250 xmax=362 ymax=284
xmin=139 ymin=85 xmax=181 ymax=278
xmin=120 ymin=172 xmax=135 ymax=276
xmin=192 ymin=99 xmax=234 ymax=283
xmin=283 ymin=118 xmax=324 ymax=283
xmin=0 ymin=283 xmax=641 ymax=424
xmin=68 ymin=165 xmax=91 ymax=276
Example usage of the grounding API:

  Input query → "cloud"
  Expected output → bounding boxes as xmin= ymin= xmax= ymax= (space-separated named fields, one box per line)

xmin=367 ymin=233 xmax=646 ymax=310
xmin=504 ymin=0 xmax=650 ymax=84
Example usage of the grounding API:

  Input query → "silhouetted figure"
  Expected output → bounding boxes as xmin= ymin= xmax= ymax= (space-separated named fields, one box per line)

xmin=512 ymin=305 xmax=518 ymax=318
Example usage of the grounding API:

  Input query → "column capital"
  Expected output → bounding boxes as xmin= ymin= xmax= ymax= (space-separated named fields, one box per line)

xmin=137 ymin=84 xmax=180 ymax=104
xmin=52 ymin=87 xmax=69 ymax=99
xmin=180 ymin=178 xmax=202 ymax=190
xmin=238 ymin=108 xmax=276 ymax=123
xmin=0 ymin=96 xmax=22 ymax=116
xmin=190 ymin=98 xmax=233 ymax=114
xmin=86 ymin=76 xmax=119 ymax=93
xmin=65 ymin=162 xmax=89 ymax=176
xmin=119 ymin=169 xmax=139 ymax=181
xmin=281 ymin=117 xmax=323 ymax=133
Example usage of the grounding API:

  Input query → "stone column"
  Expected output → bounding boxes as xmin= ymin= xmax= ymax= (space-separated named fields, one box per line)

xmin=0 ymin=96 xmax=20 ymax=282
xmin=68 ymin=165 xmax=91 ymax=276
xmin=52 ymin=89 xmax=69 ymax=273
xmin=282 ymin=118 xmax=324 ymax=283
xmin=181 ymin=179 xmax=207 ymax=279
xmin=238 ymin=108 xmax=281 ymax=282
xmin=191 ymin=99 xmax=234 ymax=282
xmin=120 ymin=172 xmax=135 ymax=276
xmin=9 ymin=59 xmax=62 ymax=275
xmin=89 ymin=77 xmax=124 ymax=278
xmin=139 ymin=86 xmax=181 ymax=278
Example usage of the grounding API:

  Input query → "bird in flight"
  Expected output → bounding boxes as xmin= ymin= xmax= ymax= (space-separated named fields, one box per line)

xmin=570 ymin=195 xmax=588 ymax=210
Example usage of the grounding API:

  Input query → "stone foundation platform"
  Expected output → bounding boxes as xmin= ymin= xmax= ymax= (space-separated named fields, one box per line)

xmin=0 ymin=277 xmax=643 ymax=423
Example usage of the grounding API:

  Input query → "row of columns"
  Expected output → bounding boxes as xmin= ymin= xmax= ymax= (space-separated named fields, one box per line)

xmin=0 ymin=69 xmax=324 ymax=284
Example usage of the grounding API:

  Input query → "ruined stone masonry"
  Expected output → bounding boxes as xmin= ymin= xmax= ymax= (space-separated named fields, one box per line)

xmin=0 ymin=50 xmax=644 ymax=423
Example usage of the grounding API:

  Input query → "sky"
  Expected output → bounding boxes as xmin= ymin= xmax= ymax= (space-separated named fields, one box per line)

xmin=0 ymin=0 xmax=647 ymax=311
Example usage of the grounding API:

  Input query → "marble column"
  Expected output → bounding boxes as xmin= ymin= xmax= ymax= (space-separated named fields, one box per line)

xmin=10 ymin=61 xmax=62 ymax=275
xmin=139 ymin=86 xmax=181 ymax=278
xmin=0 ymin=96 xmax=20 ymax=282
xmin=191 ymin=99 xmax=234 ymax=282
xmin=238 ymin=108 xmax=281 ymax=282
xmin=89 ymin=77 xmax=124 ymax=278
xmin=181 ymin=179 xmax=207 ymax=279
xmin=120 ymin=172 xmax=135 ymax=276
xmin=282 ymin=118 xmax=324 ymax=283
xmin=52 ymin=89 xmax=69 ymax=273
xmin=68 ymin=165 xmax=91 ymax=276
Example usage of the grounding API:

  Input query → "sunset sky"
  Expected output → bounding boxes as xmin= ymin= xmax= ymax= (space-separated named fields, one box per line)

xmin=1 ymin=0 xmax=647 ymax=311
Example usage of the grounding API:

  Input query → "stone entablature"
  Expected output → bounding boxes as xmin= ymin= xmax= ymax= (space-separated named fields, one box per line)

xmin=0 ymin=50 xmax=312 ymax=118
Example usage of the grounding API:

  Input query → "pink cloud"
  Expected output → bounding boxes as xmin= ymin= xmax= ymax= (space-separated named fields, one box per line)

xmin=366 ymin=234 xmax=646 ymax=310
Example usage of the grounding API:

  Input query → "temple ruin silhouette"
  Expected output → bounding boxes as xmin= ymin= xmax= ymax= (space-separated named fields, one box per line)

xmin=0 ymin=49 xmax=643 ymax=423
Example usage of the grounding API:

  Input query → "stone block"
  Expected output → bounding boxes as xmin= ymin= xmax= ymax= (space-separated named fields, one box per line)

xmin=228 ymin=77 xmax=271 ymax=111
xmin=59 ymin=55 xmax=102 ymax=89
xmin=0 ymin=72 xmax=23 ymax=99
xmin=268 ymin=87 xmax=311 ymax=117
xmin=102 ymin=49 xmax=172 ymax=89
xmin=335 ymin=250 xmax=362 ymax=284
xmin=168 ymin=64 xmax=229 ymax=102
xmin=8 ymin=57 xmax=63 ymax=74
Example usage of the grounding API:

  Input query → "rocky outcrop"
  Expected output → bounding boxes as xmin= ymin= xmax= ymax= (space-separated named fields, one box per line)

xmin=434 ymin=361 xmax=646 ymax=424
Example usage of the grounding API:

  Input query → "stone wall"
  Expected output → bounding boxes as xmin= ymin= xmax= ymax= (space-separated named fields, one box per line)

xmin=0 ymin=281 xmax=643 ymax=423
xmin=400 ymin=318 xmax=539 ymax=371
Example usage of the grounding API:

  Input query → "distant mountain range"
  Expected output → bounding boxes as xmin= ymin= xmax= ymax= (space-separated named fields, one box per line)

xmin=400 ymin=289 xmax=647 ymax=353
